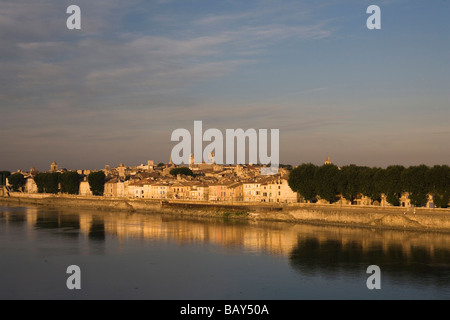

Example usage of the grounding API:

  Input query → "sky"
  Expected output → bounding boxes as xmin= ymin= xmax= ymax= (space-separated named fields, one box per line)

xmin=1 ymin=0 xmax=449 ymax=172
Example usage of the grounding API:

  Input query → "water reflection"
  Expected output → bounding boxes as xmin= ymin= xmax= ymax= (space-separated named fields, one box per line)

xmin=1 ymin=204 xmax=450 ymax=291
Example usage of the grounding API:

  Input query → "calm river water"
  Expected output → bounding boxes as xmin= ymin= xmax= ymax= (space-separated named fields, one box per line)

xmin=1 ymin=203 xmax=450 ymax=300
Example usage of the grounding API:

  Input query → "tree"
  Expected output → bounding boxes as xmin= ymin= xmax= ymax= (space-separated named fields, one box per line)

xmin=288 ymin=163 xmax=317 ymax=202
xmin=59 ymin=171 xmax=80 ymax=195
xmin=338 ymin=165 xmax=363 ymax=204
xmin=88 ymin=171 xmax=106 ymax=196
xmin=157 ymin=162 xmax=165 ymax=167
xmin=0 ymin=171 xmax=11 ymax=186
xmin=279 ymin=164 xmax=293 ymax=171
xmin=8 ymin=172 xmax=26 ymax=191
xmin=360 ymin=167 xmax=383 ymax=203
xmin=314 ymin=164 xmax=340 ymax=203
xmin=401 ymin=165 xmax=430 ymax=207
xmin=169 ymin=167 xmax=194 ymax=177
xmin=34 ymin=173 xmax=46 ymax=193
xmin=45 ymin=172 xmax=61 ymax=194
xmin=428 ymin=165 xmax=450 ymax=208
xmin=382 ymin=165 xmax=405 ymax=206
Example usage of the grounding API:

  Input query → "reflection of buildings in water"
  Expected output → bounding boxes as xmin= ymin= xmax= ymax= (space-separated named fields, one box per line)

xmin=79 ymin=213 xmax=93 ymax=236
xmin=79 ymin=211 xmax=450 ymax=262
xmin=98 ymin=212 xmax=299 ymax=256
xmin=0 ymin=207 xmax=38 ymax=227
xmin=4 ymin=206 xmax=450 ymax=267
xmin=25 ymin=207 xmax=38 ymax=228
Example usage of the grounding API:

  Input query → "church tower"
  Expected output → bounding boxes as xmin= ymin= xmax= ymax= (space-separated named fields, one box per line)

xmin=50 ymin=161 xmax=58 ymax=172
xmin=324 ymin=155 xmax=332 ymax=165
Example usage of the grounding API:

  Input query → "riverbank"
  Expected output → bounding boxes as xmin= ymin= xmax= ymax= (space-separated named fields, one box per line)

xmin=2 ymin=193 xmax=450 ymax=233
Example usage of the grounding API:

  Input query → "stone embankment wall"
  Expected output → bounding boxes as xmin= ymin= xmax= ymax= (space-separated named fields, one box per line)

xmin=281 ymin=206 xmax=450 ymax=232
xmin=2 ymin=193 xmax=450 ymax=232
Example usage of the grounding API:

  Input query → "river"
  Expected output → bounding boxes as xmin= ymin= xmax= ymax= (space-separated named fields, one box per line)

xmin=1 ymin=203 xmax=449 ymax=300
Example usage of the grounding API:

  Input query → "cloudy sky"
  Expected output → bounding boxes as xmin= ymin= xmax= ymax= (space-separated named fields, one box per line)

xmin=1 ymin=0 xmax=449 ymax=171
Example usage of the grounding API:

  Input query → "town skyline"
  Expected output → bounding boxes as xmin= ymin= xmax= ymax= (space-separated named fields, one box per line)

xmin=4 ymin=151 xmax=450 ymax=173
xmin=1 ymin=1 xmax=449 ymax=171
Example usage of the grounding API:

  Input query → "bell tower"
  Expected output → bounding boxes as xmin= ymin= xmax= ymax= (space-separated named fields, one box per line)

xmin=50 ymin=161 xmax=58 ymax=172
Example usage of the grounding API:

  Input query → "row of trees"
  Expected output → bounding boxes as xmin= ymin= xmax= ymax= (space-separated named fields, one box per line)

xmin=288 ymin=164 xmax=450 ymax=208
xmin=3 ymin=171 xmax=106 ymax=196
xmin=34 ymin=172 xmax=80 ymax=194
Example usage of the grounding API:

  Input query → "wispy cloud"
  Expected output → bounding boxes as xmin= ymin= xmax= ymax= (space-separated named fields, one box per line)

xmin=1 ymin=0 xmax=333 ymax=114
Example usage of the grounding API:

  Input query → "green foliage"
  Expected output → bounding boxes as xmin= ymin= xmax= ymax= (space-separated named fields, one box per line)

xmin=386 ymin=192 xmax=400 ymax=207
xmin=429 ymin=165 xmax=450 ymax=208
xmin=44 ymin=172 xmax=61 ymax=194
xmin=382 ymin=165 xmax=405 ymax=206
xmin=434 ymin=192 xmax=450 ymax=209
xmin=279 ymin=164 xmax=293 ymax=171
xmin=288 ymin=163 xmax=317 ymax=202
xmin=8 ymin=173 xmax=26 ymax=191
xmin=59 ymin=171 xmax=80 ymax=194
xmin=157 ymin=162 xmax=165 ymax=167
xmin=88 ymin=171 xmax=106 ymax=196
xmin=401 ymin=165 xmax=430 ymax=207
xmin=33 ymin=173 xmax=46 ymax=193
xmin=360 ymin=167 xmax=383 ymax=203
xmin=274 ymin=160 xmax=449 ymax=207
xmin=0 ymin=171 xmax=11 ymax=186
xmin=314 ymin=164 xmax=340 ymax=203
xmin=169 ymin=167 xmax=194 ymax=176
xmin=338 ymin=165 xmax=362 ymax=203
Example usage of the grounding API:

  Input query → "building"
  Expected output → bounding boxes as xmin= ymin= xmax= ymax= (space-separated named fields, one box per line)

xmin=79 ymin=179 xmax=92 ymax=196
xmin=261 ymin=178 xmax=298 ymax=203
xmin=243 ymin=181 xmax=263 ymax=202
xmin=24 ymin=177 xmax=38 ymax=194
xmin=189 ymin=183 xmax=209 ymax=201
xmin=50 ymin=161 xmax=58 ymax=172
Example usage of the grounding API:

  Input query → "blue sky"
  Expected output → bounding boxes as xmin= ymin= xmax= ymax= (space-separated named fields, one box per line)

xmin=1 ymin=0 xmax=449 ymax=171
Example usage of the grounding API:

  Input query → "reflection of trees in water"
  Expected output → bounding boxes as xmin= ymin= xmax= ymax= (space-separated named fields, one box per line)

xmin=30 ymin=208 xmax=106 ymax=244
xmin=289 ymin=237 xmax=450 ymax=287
xmin=89 ymin=219 xmax=105 ymax=241
xmin=34 ymin=210 xmax=81 ymax=239
xmin=0 ymin=211 xmax=27 ymax=224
